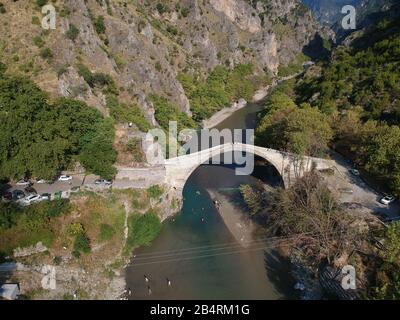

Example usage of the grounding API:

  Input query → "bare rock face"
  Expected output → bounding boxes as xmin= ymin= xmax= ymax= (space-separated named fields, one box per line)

xmin=13 ymin=242 xmax=48 ymax=258
xmin=0 ymin=0 xmax=330 ymax=118
xmin=252 ymin=32 xmax=279 ymax=72
xmin=209 ymin=0 xmax=262 ymax=33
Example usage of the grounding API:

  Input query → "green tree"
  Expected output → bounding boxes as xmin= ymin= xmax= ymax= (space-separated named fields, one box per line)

xmin=79 ymin=118 xmax=117 ymax=180
xmin=359 ymin=123 xmax=400 ymax=195
xmin=0 ymin=75 xmax=117 ymax=180
xmin=256 ymin=93 xmax=332 ymax=157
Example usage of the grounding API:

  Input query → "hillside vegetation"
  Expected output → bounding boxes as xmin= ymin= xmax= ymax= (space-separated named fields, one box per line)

xmin=256 ymin=16 xmax=400 ymax=196
xmin=0 ymin=67 xmax=116 ymax=180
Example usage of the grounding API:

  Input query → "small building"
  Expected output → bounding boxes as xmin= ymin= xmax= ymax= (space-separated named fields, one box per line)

xmin=0 ymin=284 xmax=20 ymax=300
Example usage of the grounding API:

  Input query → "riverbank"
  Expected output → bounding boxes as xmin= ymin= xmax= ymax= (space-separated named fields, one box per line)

xmin=0 ymin=186 xmax=173 ymax=300
xmin=201 ymin=85 xmax=272 ymax=129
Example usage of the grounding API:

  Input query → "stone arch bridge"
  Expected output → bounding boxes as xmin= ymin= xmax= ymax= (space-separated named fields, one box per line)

xmin=116 ymin=143 xmax=334 ymax=194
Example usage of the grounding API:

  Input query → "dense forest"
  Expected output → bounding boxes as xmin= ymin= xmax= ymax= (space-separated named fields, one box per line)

xmin=178 ymin=64 xmax=270 ymax=122
xmin=256 ymin=16 xmax=400 ymax=196
xmin=0 ymin=63 xmax=117 ymax=181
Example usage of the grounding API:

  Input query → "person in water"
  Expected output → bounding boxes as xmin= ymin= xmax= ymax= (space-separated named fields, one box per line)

xmin=148 ymin=286 xmax=152 ymax=295
xmin=144 ymin=275 xmax=149 ymax=282
xmin=167 ymin=278 xmax=171 ymax=287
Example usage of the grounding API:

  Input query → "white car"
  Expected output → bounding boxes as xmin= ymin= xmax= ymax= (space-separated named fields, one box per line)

xmin=36 ymin=179 xmax=48 ymax=184
xmin=380 ymin=195 xmax=395 ymax=205
xmin=16 ymin=180 xmax=31 ymax=186
xmin=350 ymin=169 xmax=360 ymax=176
xmin=58 ymin=175 xmax=73 ymax=181
xmin=95 ymin=179 xmax=112 ymax=185
xmin=19 ymin=194 xmax=41 ymax=206
xmin=40 ymin=193 xmax=51 ymax=201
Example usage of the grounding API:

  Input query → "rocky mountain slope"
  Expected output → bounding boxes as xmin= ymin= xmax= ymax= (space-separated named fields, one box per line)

xmin=0 ymin=0 xmax=329 ymax=125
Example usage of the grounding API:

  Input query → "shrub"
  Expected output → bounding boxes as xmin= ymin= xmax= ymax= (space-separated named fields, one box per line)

xmin=76 ymin=63 xmax=117 ymax=94
xmin=106 ymin=95 xmax=150 ymax=132
xmin=33 ymin=36 xmax=45 ymax=48
xmin=0 ymin=3 xmax=6 ymax=14
xmin=181 ymin=7 xmax=190 ymax=18
xmin=32 ymin=16 xmax=40 ymax=25
xmin=150 ymin=94 xmax=196 ymax=132
xmin=126 ymin=138 xmax=146 ymax=162
xmin=36 ymin=0 xmax=48 ymax=7
xmin=147 ymin=185 xmax=163 ymax=199
xmin=66 ymin=24 xmax=79 ymax=41
xmin=156 ymin=3 xmax=168 ymax=14
xmin=40 ymin=47 xmax=53 ymax=60
xmin=73 ymin=233 xmax=91 ymax=256
xmin=126 ymin=210 xmax=162 ymax=251
xmin=94 ymin=16 xmax=106 ymax=34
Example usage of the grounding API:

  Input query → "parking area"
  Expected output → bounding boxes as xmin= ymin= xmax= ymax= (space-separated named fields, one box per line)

xmin=0 ymin=174 xmax=113 ymax=205
xmin=328 ymin=151 xmax=400 ymax=220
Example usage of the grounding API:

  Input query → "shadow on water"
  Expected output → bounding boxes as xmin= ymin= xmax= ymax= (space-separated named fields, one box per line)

xmin=264 ymin=250 xmax=298 ymax=300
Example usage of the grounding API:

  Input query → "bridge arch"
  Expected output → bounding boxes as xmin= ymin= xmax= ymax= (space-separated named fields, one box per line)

xmin=164 ymin=143 xmax=332 ymax=193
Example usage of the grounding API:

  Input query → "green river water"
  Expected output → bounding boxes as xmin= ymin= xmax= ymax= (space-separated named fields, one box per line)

xmin=125 ymin=99 xmax=297 ymax=299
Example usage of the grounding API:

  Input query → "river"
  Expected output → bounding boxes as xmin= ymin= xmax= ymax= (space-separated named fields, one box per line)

xmin=125 ymin=98 xmax=297 ymax=300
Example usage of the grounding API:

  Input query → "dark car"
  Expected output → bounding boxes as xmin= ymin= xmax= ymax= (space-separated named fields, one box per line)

xmin=12 ymin=190 xmax=25 ymax=200
xmin=24 ymin=186 xmax=37 ymax=194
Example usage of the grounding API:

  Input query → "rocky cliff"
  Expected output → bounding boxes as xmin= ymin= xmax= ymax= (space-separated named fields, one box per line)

xmin=0 ymin=0 xmax=328 ymax=120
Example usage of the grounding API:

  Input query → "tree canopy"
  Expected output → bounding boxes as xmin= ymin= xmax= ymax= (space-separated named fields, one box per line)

xmin=0 ymin=74 xmax=116 ymax=180
xmin=256 ymin=92 xmax=332 ymax=157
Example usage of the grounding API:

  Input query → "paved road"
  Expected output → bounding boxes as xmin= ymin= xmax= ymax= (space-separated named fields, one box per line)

xmin=329 ymin=151 xmax=399 ymax=219
xmin=2 ymin=152 xmax=399 ymax=221
xmin=5 ymin=174 xmax=107 ymax=198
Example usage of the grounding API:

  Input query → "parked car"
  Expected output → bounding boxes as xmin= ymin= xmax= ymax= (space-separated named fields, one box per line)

xmin=12 ymin=190 xmax=26 ymax=200
xmin=16 ymin=180 xmax=31 ymax=186
xmin=24 ymin=186 xmax=37 ymax=194
xmin=58 ymin=175 xmax=72 ymax=181
xmin=380 ymin=195 xmax=395 ymax=205
xmin=94 ymin=179 xmax=112 ymax=185
xmin=19 ymin=194 xmax=41 ymax=206
xmin=40 ymin=193 xmax=51 ymax=201
xmin=36 ymin=179 xmax=49 ymax=184
xmin=350 ymin=169 xmax=360 ymax=176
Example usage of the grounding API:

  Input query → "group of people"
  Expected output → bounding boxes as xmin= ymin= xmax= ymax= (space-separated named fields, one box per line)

xmin=126 ymin=275 xmax=172 ymax=297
